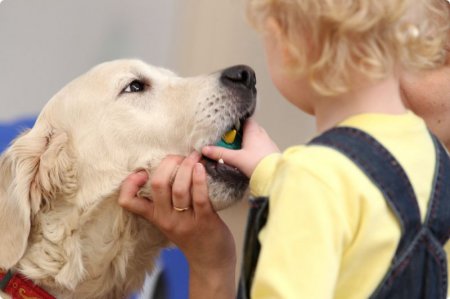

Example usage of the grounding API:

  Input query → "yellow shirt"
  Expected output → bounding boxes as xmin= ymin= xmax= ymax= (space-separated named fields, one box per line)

xmin=249 ymin=111 xmax=450 ymax=299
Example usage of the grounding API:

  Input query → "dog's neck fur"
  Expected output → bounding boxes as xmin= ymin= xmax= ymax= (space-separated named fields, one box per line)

xmin=14 ymin=192 xmax=167 ymax=299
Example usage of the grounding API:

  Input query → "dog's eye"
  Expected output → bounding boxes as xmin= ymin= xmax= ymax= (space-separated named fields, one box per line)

xmin=123 ymin=80 xmax=146 ymax=93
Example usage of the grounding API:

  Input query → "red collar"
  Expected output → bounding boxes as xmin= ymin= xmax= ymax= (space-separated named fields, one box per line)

xmin=0 ymin=271 xmax=55 ymax=299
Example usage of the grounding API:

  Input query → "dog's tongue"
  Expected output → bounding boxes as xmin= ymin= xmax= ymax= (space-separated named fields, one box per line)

xmin=216 ymin=127 xmax=243 ymax=150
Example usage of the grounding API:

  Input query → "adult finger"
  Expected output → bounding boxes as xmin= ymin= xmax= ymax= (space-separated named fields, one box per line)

xmin=191 ymin=162 xmax=214 ymax=217
xmin=171 ymin=151 xmax=202 ymax=212
xmin=118 ymin=171 xmax=154 ymax=219
xmin=150 ymin=155 xmax=184 ymax=215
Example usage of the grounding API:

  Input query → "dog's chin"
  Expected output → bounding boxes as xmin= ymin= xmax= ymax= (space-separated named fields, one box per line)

xmin=201 ymin=157 xmax=249 ymax=210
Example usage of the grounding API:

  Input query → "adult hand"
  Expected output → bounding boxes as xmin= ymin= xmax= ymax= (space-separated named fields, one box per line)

xmin=118 ymin=152 xmax=236 ymax=299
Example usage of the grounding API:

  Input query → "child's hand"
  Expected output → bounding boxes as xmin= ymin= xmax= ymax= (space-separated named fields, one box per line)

xmin=118 ymin=152 xmax=236 ymax=297
xmin=202 ymin=118 xmax=280 ymax=178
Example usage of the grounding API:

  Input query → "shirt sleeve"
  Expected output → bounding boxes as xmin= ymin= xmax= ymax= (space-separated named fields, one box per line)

xmin=250 ymin=153 xmax=282 ymax=197
xmin=250 ymin=158 xmax=353 ymax=299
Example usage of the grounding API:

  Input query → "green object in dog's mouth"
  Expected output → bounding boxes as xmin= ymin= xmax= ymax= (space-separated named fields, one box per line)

xmin=215 ymin=120 xmax=243 ymax=150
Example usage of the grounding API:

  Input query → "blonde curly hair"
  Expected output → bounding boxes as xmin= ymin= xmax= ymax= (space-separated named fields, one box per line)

xmin=247 ymin=0 xmax=450 ymax=96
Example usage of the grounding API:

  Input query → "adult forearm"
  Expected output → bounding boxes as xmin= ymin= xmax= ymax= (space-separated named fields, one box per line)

xmin=189 ymin=264 xmax=236 ymax=299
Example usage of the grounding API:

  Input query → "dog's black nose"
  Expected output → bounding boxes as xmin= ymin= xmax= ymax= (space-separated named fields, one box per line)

xmin=220 ymin=65 xmax=256 ymax=90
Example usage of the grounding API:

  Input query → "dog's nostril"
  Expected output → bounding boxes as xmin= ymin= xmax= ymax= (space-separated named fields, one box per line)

xmin=220 ymin=65 xmax=256 ymax=90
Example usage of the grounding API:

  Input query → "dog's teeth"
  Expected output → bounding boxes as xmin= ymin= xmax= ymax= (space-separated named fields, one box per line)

xmin=218 ymin=158 xmax=225 ymax=164
xmin=235 ymin=119 xmax=241 ymax=131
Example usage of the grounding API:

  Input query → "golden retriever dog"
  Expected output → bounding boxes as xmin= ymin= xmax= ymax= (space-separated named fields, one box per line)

xmin=0 ymin=59 xmax=256 ymax=299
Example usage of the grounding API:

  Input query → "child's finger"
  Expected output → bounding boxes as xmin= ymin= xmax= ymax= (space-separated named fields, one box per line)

xmin=241 ymin=118 xmax=269 ymax=145
xmin=202 ymin=146 xmax=237 ymax=166
xmin=242 ymin=117 xmax=258 ymax=132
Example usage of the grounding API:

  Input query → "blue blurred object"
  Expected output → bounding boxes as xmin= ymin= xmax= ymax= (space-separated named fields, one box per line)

xmin=130 ymin=248 xmax=188 ymax=299
xmin=160 ymin=248 xmax=189 ymax=299
xmin=0 ymin=116 xmax=36 ymax=152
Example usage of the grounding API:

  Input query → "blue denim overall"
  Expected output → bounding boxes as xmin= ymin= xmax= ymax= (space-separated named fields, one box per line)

xmin=237 ymin=127 xmax=450 ymax=299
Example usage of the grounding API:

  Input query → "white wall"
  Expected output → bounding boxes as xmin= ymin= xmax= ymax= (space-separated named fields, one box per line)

xmin=0 ymin=0 xmax=179 ymax=120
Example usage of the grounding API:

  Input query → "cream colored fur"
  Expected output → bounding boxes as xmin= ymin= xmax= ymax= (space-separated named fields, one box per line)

xmin=0 ymin=60 xmax=254 ymax=298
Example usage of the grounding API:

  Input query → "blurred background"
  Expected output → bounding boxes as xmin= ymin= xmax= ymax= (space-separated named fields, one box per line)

xmin=0 ymin=0 xmax=314 ymax=298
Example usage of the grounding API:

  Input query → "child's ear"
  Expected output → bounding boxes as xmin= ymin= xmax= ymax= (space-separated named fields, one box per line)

xmin=264 ymin=17 xmax=284 ymax=39
xmin=264 ymin=17 xmax=298 ymax=67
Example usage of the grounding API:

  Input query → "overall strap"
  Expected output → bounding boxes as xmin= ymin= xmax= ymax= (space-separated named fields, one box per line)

xmin=237 ymin=197 xmax=269 ymax=299
xmin=425 ymin=135 xmax=450 ymax=244
xmin=309 ymin=127 xmax=422 ymax=256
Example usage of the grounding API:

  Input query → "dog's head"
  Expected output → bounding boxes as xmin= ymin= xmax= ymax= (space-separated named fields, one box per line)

xmin=0 ymin=59 xmax=256 ymax=270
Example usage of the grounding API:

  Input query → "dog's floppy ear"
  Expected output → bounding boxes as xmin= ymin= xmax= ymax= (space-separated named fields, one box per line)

xmin=0 ymin=127 xmax=76 ymax=269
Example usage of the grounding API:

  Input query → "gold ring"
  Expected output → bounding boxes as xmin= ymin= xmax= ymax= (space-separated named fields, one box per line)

xmin=173 ymin=206 xmax=190 ymax=212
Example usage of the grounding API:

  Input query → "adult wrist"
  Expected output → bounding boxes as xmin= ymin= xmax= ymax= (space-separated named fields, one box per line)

xmin=189 ymin=262 xmax=236 ymax=299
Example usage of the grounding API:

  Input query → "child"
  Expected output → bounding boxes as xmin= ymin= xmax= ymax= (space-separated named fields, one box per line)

xmin=119 ymin=0 xmax=450 ymax=298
